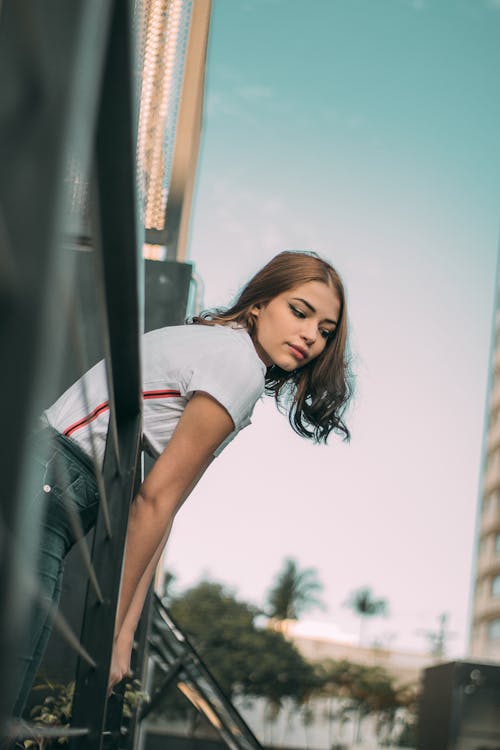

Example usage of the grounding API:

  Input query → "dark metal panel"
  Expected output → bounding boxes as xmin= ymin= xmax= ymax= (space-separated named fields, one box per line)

xmin=0 ymin=0 xmax=112 ymax=728
xmin=1 ymin=0 xmax=209 ymax=744
xmin=69 ymin=0 xmax=143 ymax=745
xmin=418 ymin=660 xmax=500 ymax=750
xmin=93 ymin=8 xmax=142 ymax=427
xmin=70 ymin=417 xmax=141 ymax=750
xmin=145 ymin=260 xmax=193 ymax=331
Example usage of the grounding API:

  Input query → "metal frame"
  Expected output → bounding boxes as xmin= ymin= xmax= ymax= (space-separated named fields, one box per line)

xmin=144 ymin=596 xmax=264 ymax=750
xmin=0 ymin=0 xmax=142 ymax=746
xmin=0 ymin=2 xmax=249 ymax=749
xmin=0 ymin=0 xmax=114 ymax=731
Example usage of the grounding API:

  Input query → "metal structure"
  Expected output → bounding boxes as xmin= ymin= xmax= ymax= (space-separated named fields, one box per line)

xmin=418 ymin=660 xmax=500 ymax=749
xmin=0 ymin=0 xmax=141 ymax=746
xmin=0 ymin=1 xmax=226 ymax=749
xmin=0 ymin=1 xmax=265 ymax=748
xmin=143 ymin=596 xmax=263 ymax=750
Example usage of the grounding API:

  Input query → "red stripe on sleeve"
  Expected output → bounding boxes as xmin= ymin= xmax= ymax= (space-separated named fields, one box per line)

xmin=64 ymin=400 xmax=110 ymax=437
xmin=143 ymin=389 xmax=181 ymax=400
xmin=62 ymin=390 xmax=181 ymax=437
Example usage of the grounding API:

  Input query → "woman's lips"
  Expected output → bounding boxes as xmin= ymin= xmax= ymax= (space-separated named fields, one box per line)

xmin=287 ymin=343 xmax=306 ymax=361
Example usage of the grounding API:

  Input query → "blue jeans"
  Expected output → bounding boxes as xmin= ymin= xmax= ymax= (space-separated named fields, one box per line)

xmin=11 ymin=427 xmax=100 ymax=718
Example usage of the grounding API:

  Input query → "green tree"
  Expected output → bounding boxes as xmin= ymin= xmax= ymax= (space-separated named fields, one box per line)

xmin=266 ymin=557 xmax=324 ymax=622
xmin=159 ymin=569 xmax=177 ymax=604
xmin=350 ymin=665 xmax=397 ymax=744
xmin=420 ymin=612 xmax=453 ymax=658
xmin=316 ymin=659 xmax=360 ymax=745
xmin=345 ymin=586 xmax=388 ymax=645
xmin=162 ymin=580 xmax=320 ymax=712
xmin=317 ymin=659 xmax=415 ymax=747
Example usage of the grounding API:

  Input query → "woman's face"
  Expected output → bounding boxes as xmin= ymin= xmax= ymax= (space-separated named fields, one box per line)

xmin=251 ymin=280 xmax=341 ymax=370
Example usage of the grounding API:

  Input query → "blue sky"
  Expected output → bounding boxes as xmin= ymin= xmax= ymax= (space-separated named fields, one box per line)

xmin=165 ymin=0 xmax=500 ymax=656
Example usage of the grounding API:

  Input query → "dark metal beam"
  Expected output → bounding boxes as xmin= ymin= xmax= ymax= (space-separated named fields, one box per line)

xmin=146 ymin=598 xmax=264 ymax=750
xmin=0 ymin=0 xmax=112 ymax=727
xmin=69 ymin=0 xmax=142 ymax=746
xmin=139 ymin=657 xmax=184 ymax=722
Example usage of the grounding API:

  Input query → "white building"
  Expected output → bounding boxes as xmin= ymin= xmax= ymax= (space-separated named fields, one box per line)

xmin=469 ymin=270 xmax=500 ymax=662
xmin=235 ymin=620 xmax=436 ymax=750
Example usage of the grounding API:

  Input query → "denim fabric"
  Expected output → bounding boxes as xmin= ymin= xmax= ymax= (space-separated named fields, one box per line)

xmin=11 ymin=428 xmax=99 ymax=718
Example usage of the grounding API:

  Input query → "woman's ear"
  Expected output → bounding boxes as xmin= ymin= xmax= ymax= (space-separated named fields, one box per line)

xmin=250 ymin=303 xmax=261 ymax=317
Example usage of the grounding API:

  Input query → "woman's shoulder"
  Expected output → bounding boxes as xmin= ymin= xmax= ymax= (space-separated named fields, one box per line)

xmin=144 ymin=322 xmax=239 ymax=343
xmin=144 ymin=323 xmax=261 ymax=360
xmin=144 ymin=324 xmax=265 ymax=420
xmin=143 ymin=324 xmax=265 ymax=385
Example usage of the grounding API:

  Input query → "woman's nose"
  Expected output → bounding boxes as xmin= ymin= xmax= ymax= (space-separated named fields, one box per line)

xmin=301 ymin=322 xmax=317 ymax=344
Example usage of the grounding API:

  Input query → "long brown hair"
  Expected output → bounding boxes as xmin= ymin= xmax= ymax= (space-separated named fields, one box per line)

xmin=192 ymin=251 xmax=353 ymax=442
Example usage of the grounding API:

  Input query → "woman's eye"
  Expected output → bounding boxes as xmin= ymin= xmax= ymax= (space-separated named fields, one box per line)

xmin=289 ymin=305 xmax=306 ymax=319
xmin=320 ymin=329 xmax=334 ymax=340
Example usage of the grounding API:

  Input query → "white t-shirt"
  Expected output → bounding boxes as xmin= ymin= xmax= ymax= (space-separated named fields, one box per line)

xmin=45 ymin=324 xmax=266 ymax=465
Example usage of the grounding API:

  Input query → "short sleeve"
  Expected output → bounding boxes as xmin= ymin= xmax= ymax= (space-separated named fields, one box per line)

xmin=180 ymin=343 xmax=265 ymax=431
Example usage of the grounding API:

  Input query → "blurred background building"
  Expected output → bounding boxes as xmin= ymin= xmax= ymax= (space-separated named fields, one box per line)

xmin=470 ymin=258 xmax=500 ymax=661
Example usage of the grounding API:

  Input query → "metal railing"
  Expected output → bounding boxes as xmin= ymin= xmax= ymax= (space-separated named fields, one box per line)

xmin=0 ymin=1 xmax=142 ymax=746
xmin=0 ymin=2 xmax=260 ymax=749
xmin=0 ymin=0 xmax=194 ymax=741
xmin=143 ymin=596 xmax=264 ymax=750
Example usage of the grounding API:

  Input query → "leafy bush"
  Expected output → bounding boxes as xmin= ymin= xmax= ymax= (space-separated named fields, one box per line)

xmin=22 ymin=679 xmax=148 ymax=749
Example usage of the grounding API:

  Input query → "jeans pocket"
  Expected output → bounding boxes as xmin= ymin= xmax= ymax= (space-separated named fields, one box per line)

xmin=47 ymin=473 xmax=99 ymax=544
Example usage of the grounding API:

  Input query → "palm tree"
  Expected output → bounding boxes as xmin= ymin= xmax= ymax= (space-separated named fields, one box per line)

xmin=266 ymin=557 xmax=325 ymax=623
xmin=159 ymin=569 xmax=176 ymax=605
xmin=345 ymin=586 xmax=388 ymax=646
xmin=420 ymin=612 xmax=452 ymax=659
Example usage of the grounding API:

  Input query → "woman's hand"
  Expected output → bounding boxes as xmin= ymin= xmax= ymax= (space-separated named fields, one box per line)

xmin=108 ymin=631 xmax=134 ymax=695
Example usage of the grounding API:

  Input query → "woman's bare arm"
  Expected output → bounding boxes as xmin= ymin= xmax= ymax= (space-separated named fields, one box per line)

xmin=114 ymin=459 xmax=212 ymax=644
xmin=110 ymin=392 xmax=232 ymax=684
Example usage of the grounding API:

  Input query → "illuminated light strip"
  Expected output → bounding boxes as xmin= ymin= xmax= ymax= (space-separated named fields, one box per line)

xmin=137 ymin=0 xmax=191 ymax=230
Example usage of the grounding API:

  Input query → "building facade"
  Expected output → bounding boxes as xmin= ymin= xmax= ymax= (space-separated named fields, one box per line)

xmin=470 ymin=273 xmax=500 ymax=661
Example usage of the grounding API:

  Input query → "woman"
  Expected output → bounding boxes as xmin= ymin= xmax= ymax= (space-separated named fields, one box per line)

xmin=13 ymin=249 xmax=352 ymax=712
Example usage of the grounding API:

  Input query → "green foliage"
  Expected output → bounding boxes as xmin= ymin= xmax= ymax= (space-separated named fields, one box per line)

xmin=166 ymin=580 xmax=319 ymax=708
xmin=153 ymin=577 xmax=416 ymax=746
xmin=346 ymin=587 xmax=388 ymax=619
xmin=22 ymin=679 xmax=148 ymax=749
xmin=23 ymin=681 xmax=74 ymax=749
xmin=266 ymin=558 xmax=324 ymax=621
xmin=319 ymin=658 xmax=417 ymax=708
xmin=345 ymin=586 xmax=389 ymax=646
xmin=123 ymin=680 xmax=149 ymax=719
xmin=159 ymin=570 xmax=177 ymax=605
xmin=317 ymin=659 xmax=419 ymax=747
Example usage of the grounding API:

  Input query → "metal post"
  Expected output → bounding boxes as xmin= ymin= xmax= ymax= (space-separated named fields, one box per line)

xmin=69 ymin=0 xmax=143 ymax=746
xmin=0 ymin=0 xmax=113 ymax=728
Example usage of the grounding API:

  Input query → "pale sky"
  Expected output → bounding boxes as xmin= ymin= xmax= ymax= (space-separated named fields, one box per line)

xmin=164 ymin=0 xmax=500 ymax=656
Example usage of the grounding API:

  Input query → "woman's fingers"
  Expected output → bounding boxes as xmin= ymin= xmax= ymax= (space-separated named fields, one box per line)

xmin=108 ymin=631 xmax=134 ymax=694
xmin=107 ymin=665 xmax=132 ymax=695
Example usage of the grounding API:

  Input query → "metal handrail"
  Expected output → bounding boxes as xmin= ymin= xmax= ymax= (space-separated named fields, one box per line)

xmin=143 ymin=595 xmax=264 ymax=750
xmin=0 ymin=3 xmax=211 ymax=749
